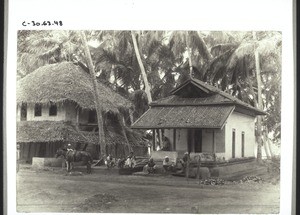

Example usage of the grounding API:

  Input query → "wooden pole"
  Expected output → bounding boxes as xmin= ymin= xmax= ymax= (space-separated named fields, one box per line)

xmin=197 ymin=155 xmax=201 ymax=184
xmin=213 ymin=130 xmax=216 ymax=161
xmin=152 ymin=129 xmax=156 ymax=151
xmin=76 ymin=108 xmax=80 ymax=128
xmin=173 ymin=129 xmax=176 ymax=150
xmin=186 ymin=154 xmax=190 ymax=183
xmin=158 ymin=129 xmax=163 ymax=149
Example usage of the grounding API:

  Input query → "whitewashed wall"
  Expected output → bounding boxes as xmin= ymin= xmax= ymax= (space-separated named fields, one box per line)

xmin=16 ymin=103 xmax=66 ymax=121
xmin=224 ymin=111 xmax=255 ymax=159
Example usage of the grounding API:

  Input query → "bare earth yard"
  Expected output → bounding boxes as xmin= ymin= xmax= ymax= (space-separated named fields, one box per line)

xmin=17 ymin=166 xmax=280 ymax=214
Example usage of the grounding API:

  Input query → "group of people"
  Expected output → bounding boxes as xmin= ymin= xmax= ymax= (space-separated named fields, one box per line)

xmin=144 ymin=156 xmax=175 ymax=173
xmin=89 ymin=146 xmax=190 ymax=174
xmin=104 ymin=151 xmax=136 ymax=169
xmin=145 ymin=152 xmax=190 ymax=174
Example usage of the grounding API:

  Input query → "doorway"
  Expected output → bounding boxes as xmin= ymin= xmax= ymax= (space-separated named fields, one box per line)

xmin=188 ymin=129 xmax=202 ymax=153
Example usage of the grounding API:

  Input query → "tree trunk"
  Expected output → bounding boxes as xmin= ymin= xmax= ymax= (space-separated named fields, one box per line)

xmin=253 ymin=31 xmax=264 ymax=162
xmin=131 ymin=31 xmax=152 ymax=103
xmin=79 ymin=31 xmax=106 ymax=159
xmin=185 ymin=31 xmax=193 ymax=78
xmin=265 ymin=127 xmax=274 ymax=157
xmin=117 ymin=113 xmax=132 ymax=155
xmin=263 ymin=135 xmax=271 ymax=159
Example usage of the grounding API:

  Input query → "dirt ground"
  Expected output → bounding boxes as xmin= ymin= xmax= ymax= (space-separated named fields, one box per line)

xmin=16 ymin=165 xmax=280 ymax=214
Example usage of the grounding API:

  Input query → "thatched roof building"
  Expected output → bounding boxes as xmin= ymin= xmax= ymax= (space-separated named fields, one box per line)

xmin=17 ymin=120 xmax=146 ymax=147
xmin=17 ymin=61 xmax=132 ymax=112
xmin=16 ymin=62 xmax=148 ymax=161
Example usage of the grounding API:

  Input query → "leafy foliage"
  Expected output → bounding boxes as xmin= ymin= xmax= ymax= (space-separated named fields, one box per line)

xmin=17 ymin=30 xmax=282 ymax=144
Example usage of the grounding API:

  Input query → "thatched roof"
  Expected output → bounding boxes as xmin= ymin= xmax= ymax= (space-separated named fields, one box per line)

xmin=17 ymin=121 xmax=87 ymax=143
xmin=124 ymin=127 xmax=149 ymax=146
xmin=17 ymin=62 xmax=132 ymax=112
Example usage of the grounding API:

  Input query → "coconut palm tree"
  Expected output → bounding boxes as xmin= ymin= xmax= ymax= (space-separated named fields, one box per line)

xmin=131 ymin=31 xmax=153 ymax=103
xmin=168 ymin=31 xmax=213 ymax=82
xmin=79 ymin=31 xmax=107 ymax=158
xmin=17 ymin=30 xmax=85 ymax=79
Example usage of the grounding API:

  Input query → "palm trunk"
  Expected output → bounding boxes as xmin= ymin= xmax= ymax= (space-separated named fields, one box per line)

xmin=253 ymin=31 xmax=264 ymax=162
xmin=185 ymin=31 xmax=193 ymax=78
xmin=131 ymin=31 xmax=152 ymax=103
xmin=265 ymin=127 xmax=274 ymax=157
xmin=117 ymin=113 xmax=132 ymax=155
xmin=197 ymin=31 xmax=213 ymax=61
xmin=79 ymin=31 xmax=106 ymax=159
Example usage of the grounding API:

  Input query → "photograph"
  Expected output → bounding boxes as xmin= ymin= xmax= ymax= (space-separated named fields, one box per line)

xmin=4 ymin=0 xmax=295 ymax=214
xmin=15 ymin=30 xmax=282 ymax=213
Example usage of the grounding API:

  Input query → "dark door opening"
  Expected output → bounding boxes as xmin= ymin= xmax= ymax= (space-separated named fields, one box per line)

xmin=188 ymin=129 xmax=202 ymax=153
xmin=194 ymin=129 xmax=202 ymax=152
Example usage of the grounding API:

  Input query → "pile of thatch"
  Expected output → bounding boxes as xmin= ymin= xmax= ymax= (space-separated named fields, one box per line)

xmin=125 ymin=127 xmax=149 ymax=147
xmin=17 ymin=62 xmax=132 ymax=112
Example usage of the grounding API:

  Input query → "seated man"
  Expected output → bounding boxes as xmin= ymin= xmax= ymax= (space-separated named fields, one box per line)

xmin=144 ymin=157 xmax=156 ymax=174
xmin=125 ymin=152 xmax=136 ymax=168
xmin=179 ymin=152 xmax=190 ymax=173
xmin=162 ymin=156 xmax=175 ymax=172
xmin=105 ymin=154 xmax=115 ymax=168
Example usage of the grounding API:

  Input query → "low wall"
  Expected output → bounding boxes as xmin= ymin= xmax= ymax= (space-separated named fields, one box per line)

xmin=209 ymin=160 xmax=259 ymax=178
xmin=32 ymin=157 xmax=64 ymax=168
xmin=32 ymin=157 xmax=87 ymax=169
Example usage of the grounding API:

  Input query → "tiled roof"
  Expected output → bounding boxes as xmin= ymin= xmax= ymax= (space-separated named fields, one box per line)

xmin=131 ymin=105 xmax=235 ymax=129
xmin=151 ymin=94 xmax=232 ymax=106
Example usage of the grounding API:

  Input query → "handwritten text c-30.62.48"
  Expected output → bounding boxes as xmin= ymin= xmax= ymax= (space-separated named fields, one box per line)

xmin=22 ymin=21 xmax=63 ymax=27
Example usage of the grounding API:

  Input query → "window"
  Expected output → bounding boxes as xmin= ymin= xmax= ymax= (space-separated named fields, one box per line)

xmin=241 ymin=132 xmax=245 ymax=157
xmin=232 ymin=129 xmax=236 ymax=158
xmin=20 ymin=103 xmax=27 ymax=121
xmin=49 ymin=102 xmax=57 ymax=116
xmin=34 ymin=103 xmax=42 ymax=117
xmin=88 ymin=110 xmax=97 ymax=123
